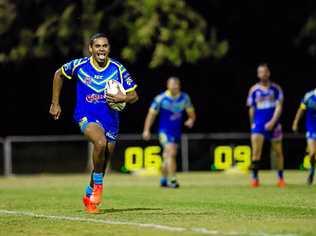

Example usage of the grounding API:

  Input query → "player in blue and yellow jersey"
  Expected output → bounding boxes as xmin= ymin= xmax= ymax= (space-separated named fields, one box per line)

xmin=49 ymin=33 xmax=138 ymax=213
xmin=142 ymin=77 xmax=196 ymax=188
xmin=292 ymin=89 xmax=316 ymax=185
xmin=247 ymin=63 xmax=285 ymax=188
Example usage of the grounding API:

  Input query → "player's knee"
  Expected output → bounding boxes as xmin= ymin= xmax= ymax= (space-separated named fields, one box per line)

xmin=275 ymin=151 xmax=284 ymax=159
xmin=169 ymin=149 xmax=177 ymax=158
xmin=163 ymin=151 xmax=172 ymax=160
xmin=164 ymin=147 xmax=176 ymax=158
xmin=93 ymin=139 xmax=107 ymax=152
xmin=252 ymin=146 xmax=260 ymax=157
xmin=163 ymin=150 xmax=171 ymax=159
xmin=309 ymin=145 xmax=316 ymax=157
xmin=166 ymin=144 xmax=177 ymax=155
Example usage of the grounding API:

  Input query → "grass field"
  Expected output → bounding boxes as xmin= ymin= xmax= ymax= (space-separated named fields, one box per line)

xmin=0 ymin=171 xmax=316 ymax=236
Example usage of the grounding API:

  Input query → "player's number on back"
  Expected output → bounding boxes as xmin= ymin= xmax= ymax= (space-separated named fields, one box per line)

xmin=124 ymin=146 xmax=162 ymax=171
xmin=214 ymin=145 xmax=251 ymax=170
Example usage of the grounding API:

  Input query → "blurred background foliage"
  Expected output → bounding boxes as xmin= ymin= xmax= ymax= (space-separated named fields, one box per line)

xmin=296 ymin=11 xmax=316 ymax=56
xmin=0 ymin=0 xmax=229 ymax=68
xmin=117 ymin=0 xmax=228 ymax=67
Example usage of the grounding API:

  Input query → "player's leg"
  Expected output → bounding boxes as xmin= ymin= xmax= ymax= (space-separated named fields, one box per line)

xmin=84 ymin=123 xmax=108 ymax=208
xmin=86 ymin=141 xmax=115 ymax=202
xmin=163 ymin=143 xmax=179 ymax=188
xmin=159 ymin=132 xmax=169 ymax=187
xmin=159 ymin=132 xmax=179 ymax=188
xmin=88 ymin=140 xmax=115 ymax=187
xmin=250 ymin=133 xmax=264 ymax=187
xmin=271 ymin=124 xmax=285 ymax=187
xmin=103 ymin=141 xmax=115 ymax=175
xmin=271 ymin=140 xmax=286 ymax=187
xmin=160 ymin=149 xmax=169 ymax=187
xmin=307 ymin=138 xmax=316 ymax=185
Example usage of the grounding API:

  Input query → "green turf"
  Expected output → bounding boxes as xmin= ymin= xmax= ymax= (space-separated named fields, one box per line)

xmin=0 ymin=171 xmax=315 ymax=236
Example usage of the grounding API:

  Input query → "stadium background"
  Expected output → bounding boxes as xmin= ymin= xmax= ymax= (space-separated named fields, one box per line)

xmin=0 ymin=1 xmax=316 ymax=173
xmin=1 ymin=1 xmax=316 ymax=136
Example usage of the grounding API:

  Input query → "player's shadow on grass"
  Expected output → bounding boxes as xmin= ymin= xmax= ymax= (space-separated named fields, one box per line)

xmin=101 ymin=208 xmax=163 ymax=214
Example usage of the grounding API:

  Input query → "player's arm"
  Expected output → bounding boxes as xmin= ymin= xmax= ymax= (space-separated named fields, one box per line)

xmin=106 ymin=89 xmax=139 ymax=104
xmin=49 ymin=68 xmax=65 ymax=120
xmin=247 ymin=87 xmax=255 ymax=127
xmin=248 ymin=106 xmax=255 ymax=127
xmin=265 ymin=86 xmax=284 ymax=131
xmin=106 ymin=63 xmax=139 ymax=104
xmin=142 ymin=109 xmax=158 ymax=141
xmin=265 ymin=101 xmax=283 ymax=130
xmin=184 ymin=94 xmax=196 ymax=128
xmin=248 ymin=106 xmax=254 ymax=127
xmin=184 ymin=108 xmax=196 ymax=128
xmin=292 ymin=104 xmax=306 ymax=132
xmin=126 ymin=90 xmax=139 ymax=104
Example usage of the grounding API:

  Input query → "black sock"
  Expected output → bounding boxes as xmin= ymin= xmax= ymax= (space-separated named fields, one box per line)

xmin=277 ymin=170 xmax=284 ymax=180
xmin=251 ymin=160 xmax=260 ymax=180
xmin=310 ymin=155 xmax=315 ymax=176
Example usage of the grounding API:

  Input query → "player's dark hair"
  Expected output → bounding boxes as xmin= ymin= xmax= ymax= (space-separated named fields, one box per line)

xmin=168 ymin=76 xmax=180 ymax=82
xmin=89 ymin=33 xmax=109 ymax=46
xmin=258 ymin=62 xmax=270 ymax=69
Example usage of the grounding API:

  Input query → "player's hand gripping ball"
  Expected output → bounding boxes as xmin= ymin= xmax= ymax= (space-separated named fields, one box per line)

xmin=105 ymin=80 xmax=126 ymax=111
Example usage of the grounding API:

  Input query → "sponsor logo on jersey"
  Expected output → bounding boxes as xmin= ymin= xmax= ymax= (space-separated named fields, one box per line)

xmin=255 ymin=90 xmax=277 ymax=109
xmin=94 ymin=75 xmax=104 ymax=80
xmin=84 ymin=76 xmax=93 ymax=85
xmin=170 ymin=112 xmax=182 ymax=121
xmin=125 ymin=77 xmax=133 ymax=86
xmin=85 ymin=93 xmax=106 ymax=104
xmin=123 ymin=72 xmax=133 ymax=85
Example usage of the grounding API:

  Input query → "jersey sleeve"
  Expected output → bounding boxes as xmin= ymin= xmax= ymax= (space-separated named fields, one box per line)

xmin=184 ymin=94 xmax=195 ymax=112
xmin=150 ymin=95 xmax=162 ymax=113
xmin=119 ymin=64 xmax=137 ymax=93
xmin=247 ymin=88 xmax=256 ymax=107
xmin=300 ymin=93 xmax=309 ymax=110
xmin=274 ymin=85 xmax=284 ymax=103
xmin=60 ymin=58 xmax=85 ymax=80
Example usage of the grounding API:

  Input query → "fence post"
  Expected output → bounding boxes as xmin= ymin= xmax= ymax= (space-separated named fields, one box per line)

xmin=181 ymin=134 xmax=189 ymax=172
xmin=4 ymin=138 xmax=12 ymax=177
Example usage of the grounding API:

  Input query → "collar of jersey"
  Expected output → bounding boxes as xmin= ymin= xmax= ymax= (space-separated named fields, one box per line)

xmin=165 ymin=90 xmax=181 ymax=99
xmin=257 ymin=82 xmax=271 ymax=91
xmin=89 ymin=56 xmax=110 ymax=72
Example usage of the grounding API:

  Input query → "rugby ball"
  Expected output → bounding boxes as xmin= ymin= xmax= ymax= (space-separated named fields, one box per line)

xmin=105 ymin=79 xmax=126 ymax=111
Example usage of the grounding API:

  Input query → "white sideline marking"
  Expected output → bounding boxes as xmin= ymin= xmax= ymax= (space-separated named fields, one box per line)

xmin=0 ymin=209 xmax=297 ymax=236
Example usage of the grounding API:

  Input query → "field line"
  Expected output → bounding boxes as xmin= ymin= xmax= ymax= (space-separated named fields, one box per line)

xmin=0 ymin=209 xmax=296 ymax=236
